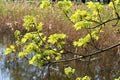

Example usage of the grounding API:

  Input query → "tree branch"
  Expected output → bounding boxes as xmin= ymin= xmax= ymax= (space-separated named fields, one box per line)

xmin=50 ymin=42 xmax=120 ymax=64
xmin=89 ymin=17 xmax=120 ymax=29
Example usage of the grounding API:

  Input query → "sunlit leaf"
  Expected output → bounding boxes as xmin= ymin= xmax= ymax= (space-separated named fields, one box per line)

xmin=57 ymin=0 xmax=72 ymax=13
xmin=40 ymin=0 xmax=51 ymax=9
xmin=14 ymin=30 xmax=21 ymax=39
xmin=18 ymin=52 xmax=26 ymax=57
xmin=23 ymin=15 xmax=37 ymax=31
xmin=48 ymin=33 xmax=66 ymax=44
xmin=64 ymin=67 xmax=75 ymax=78
xmin=114 ymin=77 xmax=120 ymax=80
xmin=55 ymin=53 xmax=61 ymax=60
xmin=76 ymin=77 xmax=81 ymax=80
xmin=36 ymin=22 xmax=43 ymax=31
xmin=82 ymin=76 xmax=91 ymax=80
xmin=5 ymin=48 xmax=12 ymax=55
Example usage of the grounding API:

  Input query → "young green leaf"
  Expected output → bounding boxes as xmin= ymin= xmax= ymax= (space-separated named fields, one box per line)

xmin=5 ymin=48 xmax=12 ymax=55
xmin=23 ymin=15 xmax=37 ymax=31
xmin=64 ymin=67 xmax=75 ymax=78
xmin=14 ymin=30 xmax=21 ymax=39
xmin=82 ymin=76 xmax=91 ymax=80
xmin=40 ymin=0 xmax=51 ymax=9
xmin=114 ymin=77 xmax=120 ymax=80
xmin=18 ymin=52 xmax=26 ymax=58
xmin=48 ymin=33 xmax=66 ymax=44
xmin=5 ymin=45 xmax=15 ymax=55
xmin=74 ymin=21 xmax=92 ymax=30
xmin=36 ymin=22 xmax=43 ymax=31
xmin=55 ymin=53 xmax=61 ymax=60
xmin=76 ymin=77 xmax=82 ymax=80
xmin=57 ymin=0 xmax=72 ymax=13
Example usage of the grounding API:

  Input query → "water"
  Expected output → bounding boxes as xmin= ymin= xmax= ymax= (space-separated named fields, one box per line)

xmin=0 ymin=42 xmax=49 ymax=80
xmin=0 ymin=44 xmax=11 ymax=80
xmin=0 ymin=34 xmax=120 ymax=80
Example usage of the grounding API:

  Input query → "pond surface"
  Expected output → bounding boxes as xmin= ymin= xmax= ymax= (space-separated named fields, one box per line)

xmin=0 ymin=34 xmax=120 ymax=80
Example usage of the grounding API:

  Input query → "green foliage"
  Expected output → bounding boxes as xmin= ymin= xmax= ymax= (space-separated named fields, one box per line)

xmin=23 ymin=15 xmax=37 ymax=31
xmin=5 ymin=45 xmax=15 ymax=55
xmin=114 ymin=77 xmax=120 ymax=80
xmin=70 ymin=1 xmax=105 ymax=48
xmin=64 ymin=67 xmax=75 ymax=78
xmin=70 ymin=10 xmax=90 ymax=22
xmin=6 ymin=15 xmax=66 ymax=67
xmin=14 ymin=30 xmax=21 ymax=40
xmin=73 ymin=28 xmax=101 ymax=47
xmin=108 ymin=0 xmax=119 ymax=16
xmin=36 ymin=22 xmax=43 ymax=31
xmin=57 ymin=0 xmax=72 ymax=13
xmin=5 ymin=0 xmax=120 ymax=79
xmin=48 ymin=33 xmax=66 ymax=44
xmin=74 ymin=21 xmax=92 ymax=30
xmin=21 ymin=33 xmax=33 ymax=44
xmin=76 ymin=76 xmax=91 ymax=80
xmin=109 ymin=0 xmax=119 ymax=7
xmin=40 ymin=0 xmax=51 ymax=9
xmin=87 ymin=1 xmax=104 ymax=15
